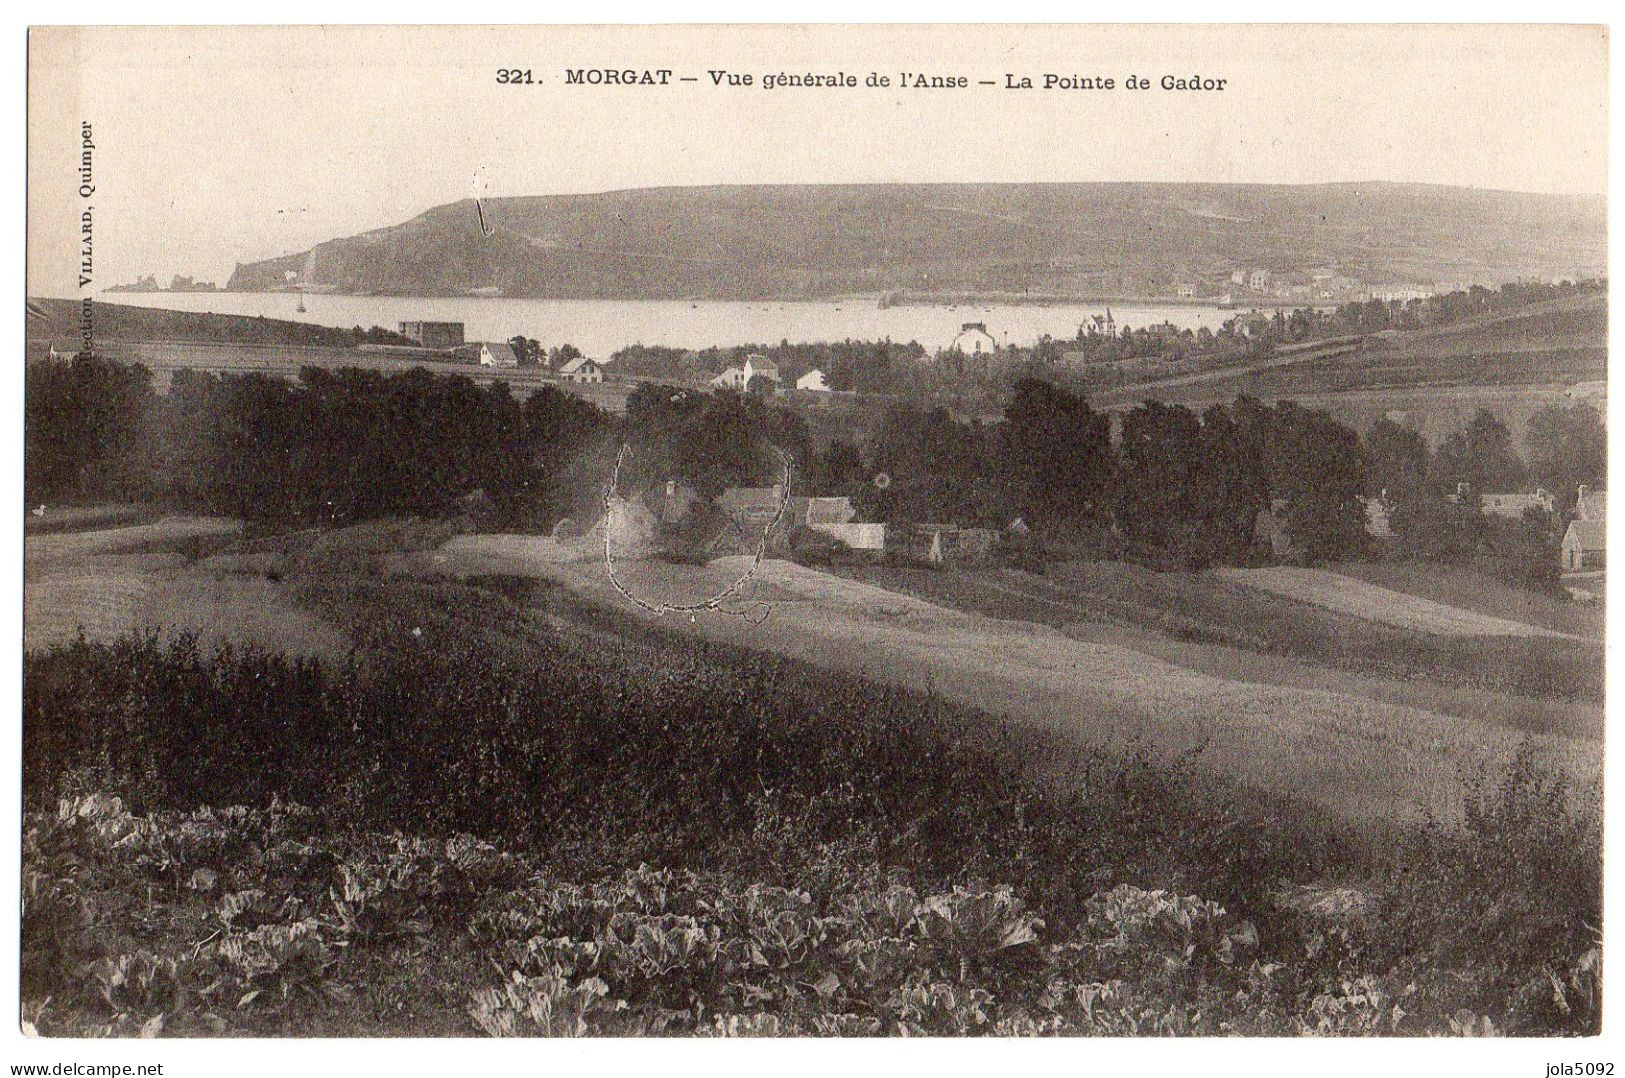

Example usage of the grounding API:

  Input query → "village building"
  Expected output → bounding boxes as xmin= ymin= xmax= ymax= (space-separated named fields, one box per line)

xmin=889 ymin=522 xmax=997 ymax=565
xmin=398 ymin=321 xmax=466 ymax=350
xmin=1231 ymin=315 xmax=1270 ymax=339
xmin=1370 ymin=285 xmax=1435 ymax=303
xmin=778 ymin=495 xmax=886 ymax=551
xmin=1248 ymin=269 xmax=1271 ymax=291
xmin=477 ymin=341 xmax=519 ymax=369
xmin=718 ymin=485 xmax=787 ymax=529
xmin=1082 ymin=310 xmax=1117 ymax=337
xmin=1253 ymin=498 xmax=1295 ymax=559
xmin=1359 ymin=494 xmax=1395 ymax=539
xmin=1563 ymin=518 xmax=1605 ymax=571
xmin=651 ymin=480 xmax=705 ymax=526
xmin=710 ymin=354 xmax=781 ymax=391
xmin=557 ymin=356 xmax=604 ymax=384
xmin=949 ymin=322 xmax=998 ymax=355
xmin=795 ymin=368 xmax=831 ymax=392
xmin=1480 ymin=488 xmax=1555 ymax=519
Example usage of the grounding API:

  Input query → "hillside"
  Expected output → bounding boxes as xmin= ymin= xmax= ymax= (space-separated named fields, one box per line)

xmin=224 ymin=182 xmax=1606 ymax=301
xmin=25 ymin=298 xmax=379 ymax=351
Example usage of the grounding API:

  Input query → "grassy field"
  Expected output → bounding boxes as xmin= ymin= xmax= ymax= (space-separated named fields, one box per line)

xmin=428 ymin=548 xmax=1599 ymax=830
xmin=1210 ymin=566 xmax=1574 ymax=639
xmin=22 ymin=562 xmax=1603 ymax=1036
xmin=1098 ymin=293 xmax=1605 ymax=443
xmin=23 ymin=515 xmax=351 ymax=661
xmin=1337 ymin=561 xmax=1604 ymax=640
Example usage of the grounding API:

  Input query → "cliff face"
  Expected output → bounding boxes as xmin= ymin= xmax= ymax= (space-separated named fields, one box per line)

xmin=224 ymin=182 xmax=1607 ymax=300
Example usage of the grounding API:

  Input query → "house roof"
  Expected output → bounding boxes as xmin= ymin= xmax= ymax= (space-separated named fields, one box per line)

xmin=481 ymin=341 xmax=518 ymax=364
xmin=1565 ymin=518 xmax=1606 ymax=551
xmin=558 ymin=356 xmax=597 ymax=375
xmin=1579 ymin=490 xmax=1607 ymax=522
xmin=787 ymin=496 xmax=855 ymax=526
xmin=719 ymin=486 xmax=785 ymax=517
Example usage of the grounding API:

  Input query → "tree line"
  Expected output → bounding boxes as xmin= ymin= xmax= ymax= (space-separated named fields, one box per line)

xmin=25 ymin=355 xmax=605 ymax=529
xmin=26 ymin=352 xmax=1604 ymax=580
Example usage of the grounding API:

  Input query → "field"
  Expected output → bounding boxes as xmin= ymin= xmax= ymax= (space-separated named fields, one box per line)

xmin=1210 ymin=566 xmax=1575 ymax=639
xmin=23 ymin=514 xmax=351 ymax=661
xmin=429 ymin=544 xmax=1600 ymax=829
xmin=1099 ymin=293 xmax=1606 ymax=443
xmin=22 ymin=533 xmax=1604 ymax=1036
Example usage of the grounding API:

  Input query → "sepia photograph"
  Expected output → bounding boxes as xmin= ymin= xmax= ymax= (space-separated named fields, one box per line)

xmin=13 ymin=19 xmax=1612 ymax=1056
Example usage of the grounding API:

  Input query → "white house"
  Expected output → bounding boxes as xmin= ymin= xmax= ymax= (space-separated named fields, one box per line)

xmin=949 ymin=322 xmax=998 ymax=355
xmin=1563 ymin=519 xmax=1605 ymax=571
xmin=795 ymin=368 xmax=831 ymax=392
xmin=478 ymin=341 xmax=519 ymax=369
xmin=557 ymin=356 xmax=603 ymax=384
xmin=710 ymin=354 xmax=781 ymax=391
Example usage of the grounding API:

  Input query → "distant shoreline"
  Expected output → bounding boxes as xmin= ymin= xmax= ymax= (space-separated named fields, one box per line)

xmin=102 ymin=287 xmax=1274 ymax=312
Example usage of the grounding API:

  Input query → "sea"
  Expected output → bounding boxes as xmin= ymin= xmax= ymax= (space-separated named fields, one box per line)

xmin=100 ymin=291 xmax=1240 ymax=356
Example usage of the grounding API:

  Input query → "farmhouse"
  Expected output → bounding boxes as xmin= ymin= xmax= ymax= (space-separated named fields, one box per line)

xmin=1563 ymin=518 xmax=1605 ymax=571
xmin=477 ymin=341 xmax=519 ymax=369
xmin=889 ymin=523 xmax=997 ymax=565
xmin=398 ymin=321 xmax=465 ymax=350
xmin=1480 ymin=488 xmax=1555 ymax=519
xmin=711 ymin=354 xmax=781 ymax=391
xmin=652 ymin=480 xmax=705 ymax=526
xmin=950 ymin=322 xmax=998 ymax=355
xmin=1232 ymin=315 xmax=1271 ymax=339
xmin=558 ymin=356 xmax=604 ymax=384
xmin=795 ymin=368 xmax=831 ymax=392
xmin=787 ymin=496 xmax=857 ymax=528
xmin=778 ymin=495 xmax=886 ymax=551
xmin=1082 ymin=310 xmax=1116 ymax=337
xmin=1359 ymin=494 xmax=1394 ymax=539
xmin=718 ymin=485 xmax=787 ymax=528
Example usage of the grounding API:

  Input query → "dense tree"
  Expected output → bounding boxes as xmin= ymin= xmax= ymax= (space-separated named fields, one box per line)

xmin=25 ymin=354 xmax=159 ymax=505
xmin=1115 ymin=401 xmax=1206 ymax=563
xmin=1263 ymin=401 xmax=1369 ymax=562
xmin=1433 ymin=408 xmax=1528 ymax=495
xmin=867 ymin=405 xmax=999 ymax=526
xmin=1362 ymin=416 xmax=1431 ymax=499
xmin=1191 ymin=403 xmax=1270 ymax=564
xmin=619 ymin=385 xmax=811 ymax=498
xmin=1000 ymin=378 xmax=1112 ymax=531
xmin=1524 ymin=402 xmax=1605 ymax=496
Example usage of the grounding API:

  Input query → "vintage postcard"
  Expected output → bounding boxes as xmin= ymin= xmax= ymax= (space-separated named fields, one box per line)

xmin=15 ymin=20 xmax=1610 ymax=1062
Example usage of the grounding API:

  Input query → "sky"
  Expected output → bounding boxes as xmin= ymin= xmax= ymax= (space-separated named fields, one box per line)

xmin=27 ymin=23 xmax=1609 ymax=298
